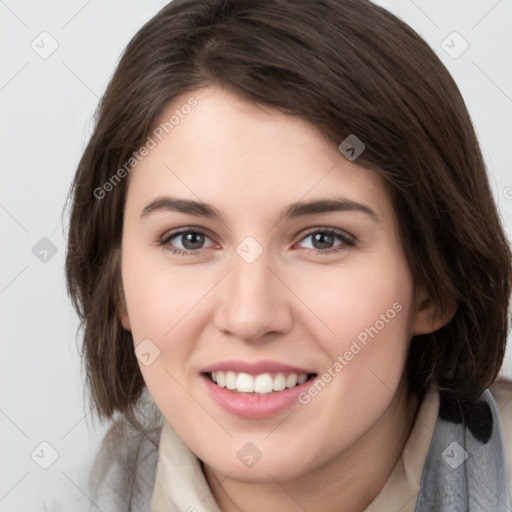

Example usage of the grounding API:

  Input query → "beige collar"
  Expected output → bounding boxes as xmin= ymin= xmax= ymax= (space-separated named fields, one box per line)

xmin=150 ymin=417 xmax=222 ymax=512
xmin=363 ymin=389 xmax=439 ymax=512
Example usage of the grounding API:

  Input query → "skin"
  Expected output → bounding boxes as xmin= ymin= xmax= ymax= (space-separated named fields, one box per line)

xmin=119 ymin=86 xmax=453 ymax=512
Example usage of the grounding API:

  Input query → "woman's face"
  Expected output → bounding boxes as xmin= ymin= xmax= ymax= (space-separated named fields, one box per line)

xmin=120 ymin=86 xmax=426 ymax=481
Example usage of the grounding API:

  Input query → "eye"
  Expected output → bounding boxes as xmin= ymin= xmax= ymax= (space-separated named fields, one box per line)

xmin=297 ymin=228 xmax=355 ymax=254
xmin=160 ymin=228 xmax=214 ymax=255
xmin=158 ymin=226 xmax=356 ymax=257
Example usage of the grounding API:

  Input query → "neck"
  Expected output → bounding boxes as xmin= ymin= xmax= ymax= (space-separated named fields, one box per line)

xmin=203 ymin=382 xmax=420 ymax=512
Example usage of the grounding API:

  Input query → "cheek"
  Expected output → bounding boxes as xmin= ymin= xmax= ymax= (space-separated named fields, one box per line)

xmin=298 ymin=261 xmax=413 ymax=428
xmin=122 ymin=250 xmax=210 ymax=338
xmin=289 ymin=259 xmax=414 ymax=428
xmin=287 ymin=265 xmax=413 ymax=451
xmin=122 ymin=256 xmax=209 ymax=428
xmin=121 ymin=251 xmax=194 ymax=379
xmin=291 ymin=259 xmax=413 ymax=355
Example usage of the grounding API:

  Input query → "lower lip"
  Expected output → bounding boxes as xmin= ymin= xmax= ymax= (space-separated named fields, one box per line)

xmin=200 ymin=374 xmax=315 ymax=419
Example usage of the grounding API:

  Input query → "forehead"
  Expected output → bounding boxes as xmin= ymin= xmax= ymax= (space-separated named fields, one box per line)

xmin=125 ymin=86 xmax=392 ymax=221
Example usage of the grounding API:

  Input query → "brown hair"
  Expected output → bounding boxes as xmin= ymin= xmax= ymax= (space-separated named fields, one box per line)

xmin=65 ymin=0 xmax=511 ymax=431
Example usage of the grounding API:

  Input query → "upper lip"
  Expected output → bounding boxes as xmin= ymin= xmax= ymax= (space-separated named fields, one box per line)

xmin=201 ymin=359 xmax=316 ymax=375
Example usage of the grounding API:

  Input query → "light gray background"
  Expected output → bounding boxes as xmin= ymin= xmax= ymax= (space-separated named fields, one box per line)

xmin=1 ymin=0 xmax=511 ymax=510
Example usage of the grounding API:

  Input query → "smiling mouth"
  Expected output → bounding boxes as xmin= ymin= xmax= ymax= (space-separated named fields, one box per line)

xmin=204 ymin=371 xmax=317 ymax=395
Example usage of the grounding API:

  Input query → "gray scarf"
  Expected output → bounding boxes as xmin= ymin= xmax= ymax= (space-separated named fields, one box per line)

xmin=415 ymin=389 xmax=511 ymax=511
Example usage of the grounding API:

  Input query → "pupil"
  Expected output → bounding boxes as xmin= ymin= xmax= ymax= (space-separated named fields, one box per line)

xmin=313 ymin=232 xmax=333 ymax=249
xmin=183 ymin=232 xmax=204 ymax=250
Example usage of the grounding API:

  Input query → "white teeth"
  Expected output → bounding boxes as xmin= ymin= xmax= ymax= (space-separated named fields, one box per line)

xmin=236 ymin=372 xmax=254 ymax=392
xmin=216 ymin=371 xmax=226 ymax=388
xmin=225 ymin=371 xmax=237 ymax=390
xmin=273 ymin=373 xmax=286 ymax=391
xmin=210 ymin=371 xmax=311 ymax=394
xmin=254 ymin=374 xmax=274 ymax=393
xmin=286 ymin=374 xmax=298 ymax=388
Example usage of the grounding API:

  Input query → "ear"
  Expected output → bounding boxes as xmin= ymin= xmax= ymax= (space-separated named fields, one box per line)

xmin=116 ymin=280 xmax=132 ymax=332
xmin=411 ymin=287 xmax=457 ymax=336
xmin=120 ymin=309 xmax=131 ymax=332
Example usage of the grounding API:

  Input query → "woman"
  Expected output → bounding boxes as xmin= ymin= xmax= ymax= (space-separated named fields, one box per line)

xmin=65 ymin=0 xmax=512 ymax=510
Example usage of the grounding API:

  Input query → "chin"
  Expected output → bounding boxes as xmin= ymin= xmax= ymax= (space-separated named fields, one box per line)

xmin=203 ymin=448 xmax=314 ymax=483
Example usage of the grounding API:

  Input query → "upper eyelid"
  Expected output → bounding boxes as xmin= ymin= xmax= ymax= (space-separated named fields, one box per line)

xmin=300 ymin=226 xmax=354 ymax=240
xmin=161 ymin=226 xmax=214 ymax=243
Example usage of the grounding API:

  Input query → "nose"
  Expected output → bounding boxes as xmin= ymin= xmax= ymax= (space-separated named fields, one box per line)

xmin=213 ymin=250 xmax=294 ymax=343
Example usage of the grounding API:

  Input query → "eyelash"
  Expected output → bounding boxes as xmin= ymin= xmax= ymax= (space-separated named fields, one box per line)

xmin=158 ymin=227 xmax=356 ymax=257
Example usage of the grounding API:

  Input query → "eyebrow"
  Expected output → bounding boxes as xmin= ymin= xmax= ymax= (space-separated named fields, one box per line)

xmin=140 ymin=196 xmax=380 ymax=223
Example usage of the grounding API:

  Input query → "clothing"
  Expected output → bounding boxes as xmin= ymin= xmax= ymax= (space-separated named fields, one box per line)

xmin=86 ymin=379 xmax=512 ymax=512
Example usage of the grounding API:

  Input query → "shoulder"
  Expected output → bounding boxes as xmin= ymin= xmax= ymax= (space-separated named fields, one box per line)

xmin=489 ymin=376 xmax=512 ymax=498
xmin=87 ymin=392 xmax=163 ymax=511
xmin=490 ymin=376 xmax=512 ymax=427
